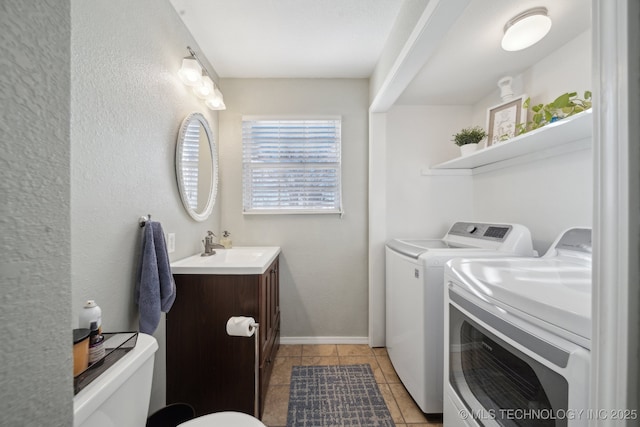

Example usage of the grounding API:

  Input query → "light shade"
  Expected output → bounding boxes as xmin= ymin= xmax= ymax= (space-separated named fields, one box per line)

xmin=193 ymin=75 xmax=214 ymax=99
xmin=205 ymin=88 xmax=226 ymax=110
xmin=501 ymin=7 xmax=552 ymax=51
xmin=178 ymin=58 xmax=202 ymax=86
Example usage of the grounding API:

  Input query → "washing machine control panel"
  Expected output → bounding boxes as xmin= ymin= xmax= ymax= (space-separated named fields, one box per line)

xmin=448 ymin=222 xmax=512 ymax=242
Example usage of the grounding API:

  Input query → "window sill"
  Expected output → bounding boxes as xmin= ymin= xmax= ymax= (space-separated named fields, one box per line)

xmin=243 ymin=209 xmax=343 ymax=216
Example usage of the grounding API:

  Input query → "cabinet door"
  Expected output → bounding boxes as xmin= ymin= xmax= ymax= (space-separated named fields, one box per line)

xmin=259 ymin=268 xmax=270 ymax=362
xmin=260 ymin=258 xmax=281 ymax=360
xmin=167 ymin=274 xmax=259 ymax=416
xmin=258 ymin=257 xmax=280 ymax=416
xmin=270 ymin=258 xmax=280 ymax=334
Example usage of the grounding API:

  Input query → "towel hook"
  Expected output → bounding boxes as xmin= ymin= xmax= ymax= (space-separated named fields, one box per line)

xmin=139 ymin=214 xmax=151 ymax=228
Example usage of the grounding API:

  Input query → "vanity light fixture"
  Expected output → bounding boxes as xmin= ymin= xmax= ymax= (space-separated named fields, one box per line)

xmin=501 ymin=7 xmax=552 ymax=51
xmin=179 ymin=47 xmax=226 ymax=110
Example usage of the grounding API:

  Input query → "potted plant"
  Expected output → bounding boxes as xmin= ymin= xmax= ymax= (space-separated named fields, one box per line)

xmin=516 ymin=91 xmax=592 ymax=135
xmin=452 ymin=126 xmax=487 ymax=156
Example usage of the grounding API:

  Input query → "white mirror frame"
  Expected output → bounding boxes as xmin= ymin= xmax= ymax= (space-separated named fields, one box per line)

xmin=175 ymin=112 xmax=219 ymax=221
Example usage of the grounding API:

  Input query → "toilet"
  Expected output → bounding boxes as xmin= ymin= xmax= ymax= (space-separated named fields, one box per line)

xmin=178 ymin=411 xmax=265 ymax=427
xmin=73 ymin=333 xmax=265 ymax=427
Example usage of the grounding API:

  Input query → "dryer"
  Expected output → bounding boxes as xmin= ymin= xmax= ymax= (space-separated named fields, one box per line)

xmin=444 ymin=228 xmax=592 ymax=426
xmin=385 ymin=222 xmax=534 ymax=413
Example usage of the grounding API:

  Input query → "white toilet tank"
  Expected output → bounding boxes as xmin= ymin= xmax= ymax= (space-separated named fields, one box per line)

xmin=73 ymin=333 xmax=158 ymax=427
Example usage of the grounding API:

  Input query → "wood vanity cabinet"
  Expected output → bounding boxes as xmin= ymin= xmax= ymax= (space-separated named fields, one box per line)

xmin=166 ymin=256 xmax=280 ymax=418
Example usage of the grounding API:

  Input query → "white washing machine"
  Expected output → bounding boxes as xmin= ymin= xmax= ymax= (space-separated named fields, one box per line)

xmin=385 ymin=222 xmax=534 ymax=414
xmin=444 ymin=228 xmax=592 ymax=427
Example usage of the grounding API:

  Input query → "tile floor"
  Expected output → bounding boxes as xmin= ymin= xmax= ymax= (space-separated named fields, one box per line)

xmin=261 ymin=344 xmax=444 ymax=427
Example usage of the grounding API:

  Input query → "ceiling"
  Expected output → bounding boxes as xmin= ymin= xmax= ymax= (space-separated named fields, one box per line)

xmin=396 ymin=0 xmax=591 ymax=104
xmin=170 ymin=0 xmax=591 ymax=105
xmin=169 ymin=0 xmax=404 ymax=78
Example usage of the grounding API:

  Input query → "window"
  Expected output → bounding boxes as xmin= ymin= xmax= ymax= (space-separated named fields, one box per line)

xmin=242 ymin=117 xmax=342 ymax=214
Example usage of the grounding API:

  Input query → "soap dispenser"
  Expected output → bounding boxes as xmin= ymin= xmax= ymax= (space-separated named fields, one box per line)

xmin=220 ymin=231 xmax=232 ymax=249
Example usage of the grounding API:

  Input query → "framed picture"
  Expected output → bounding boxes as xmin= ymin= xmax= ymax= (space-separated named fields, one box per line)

xmin=486 ymin=94 xmax=527 ymax=147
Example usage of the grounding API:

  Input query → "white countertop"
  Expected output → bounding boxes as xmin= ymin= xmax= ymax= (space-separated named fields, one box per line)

xmin=170 ymin=246 xmax=281 ymax=275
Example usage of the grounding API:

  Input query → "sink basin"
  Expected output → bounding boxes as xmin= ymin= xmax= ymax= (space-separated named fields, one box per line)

xmin=170 ymin=246 xmax=281 ymax=275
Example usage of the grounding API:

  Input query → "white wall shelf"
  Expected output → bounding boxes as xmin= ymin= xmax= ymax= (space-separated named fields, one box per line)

xmin=424 ymin=109 xmax=592 ymax=175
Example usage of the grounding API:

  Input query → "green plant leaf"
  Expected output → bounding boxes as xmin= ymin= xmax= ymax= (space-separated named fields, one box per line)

xmin=553 ymin=93 xmax=571 ymax=108
xmin=544 ymin=110 xmax=553 ymax=122
xmin=584 ymin=90 xmax=592 ymax=99
xmin=533 ymin=114 xmax=543 ymax=124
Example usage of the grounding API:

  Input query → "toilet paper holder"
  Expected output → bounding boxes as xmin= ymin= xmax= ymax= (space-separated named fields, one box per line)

xmin=226 ymin=316 xmax=260 ymax=417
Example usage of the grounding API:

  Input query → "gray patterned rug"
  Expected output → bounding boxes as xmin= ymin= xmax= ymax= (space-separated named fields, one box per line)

xmin=286 ymin=364 xmax=395 ymax=427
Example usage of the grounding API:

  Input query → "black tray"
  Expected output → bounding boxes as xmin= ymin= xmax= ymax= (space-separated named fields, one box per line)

xmin=74 ymin=332 xmax=138 ymax=395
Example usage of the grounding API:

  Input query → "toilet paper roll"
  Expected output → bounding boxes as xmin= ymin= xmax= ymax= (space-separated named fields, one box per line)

xmin=226 ymin=316 xmax=257 ymax=337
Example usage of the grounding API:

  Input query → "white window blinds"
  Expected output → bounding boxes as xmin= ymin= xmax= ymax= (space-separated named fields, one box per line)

xmin=242 ymin=117 xmax=342 ymax=214
xmin=181 ymin=121 xmax=201 ymax=210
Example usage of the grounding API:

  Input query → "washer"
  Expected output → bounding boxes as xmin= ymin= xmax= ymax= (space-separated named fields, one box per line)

xmin=444 ymin=228 xmax=592 ymax=427
xmin=385 ymin=222 xmax=534 ymax=414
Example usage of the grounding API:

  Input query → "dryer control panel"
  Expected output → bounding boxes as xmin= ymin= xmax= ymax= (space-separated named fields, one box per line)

xmin=448 ymin=222 xmax=512 ymax=242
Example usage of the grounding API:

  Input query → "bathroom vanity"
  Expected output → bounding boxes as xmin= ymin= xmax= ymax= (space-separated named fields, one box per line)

xmin=167 ymin=247 xmax=281 ymax=417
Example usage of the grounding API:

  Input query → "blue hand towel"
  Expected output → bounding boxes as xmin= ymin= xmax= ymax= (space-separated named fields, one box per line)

xmin=135 ymin=221 xmax=176 ymax=334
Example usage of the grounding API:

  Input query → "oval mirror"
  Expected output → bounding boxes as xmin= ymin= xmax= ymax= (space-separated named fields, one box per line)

xmin=175 ymin=113 xmax=218 ymax=221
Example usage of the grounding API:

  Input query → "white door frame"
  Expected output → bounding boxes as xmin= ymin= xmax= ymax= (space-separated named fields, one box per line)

xmin=591 ymin=0 xmax=639 ymax=424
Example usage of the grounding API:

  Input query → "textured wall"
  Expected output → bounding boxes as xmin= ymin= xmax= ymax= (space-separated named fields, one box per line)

xmin=71 ymin=0 xmax=220 ymax=413
xmin=0 ymin=1 xmax=72 ymax=425
xmin=219 ymin=78 xmax=370 ymax=340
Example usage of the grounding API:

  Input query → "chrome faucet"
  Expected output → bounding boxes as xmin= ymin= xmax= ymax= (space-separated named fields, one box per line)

xmin=201 ymin=231 xmax=225 ymax=256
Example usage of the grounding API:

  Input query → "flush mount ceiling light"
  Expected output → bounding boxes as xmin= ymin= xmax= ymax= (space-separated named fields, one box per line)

xmin=501 ymin=7 xmax=552 ymax=51
xmin=179 ymin=46 xmax=226 ymax=110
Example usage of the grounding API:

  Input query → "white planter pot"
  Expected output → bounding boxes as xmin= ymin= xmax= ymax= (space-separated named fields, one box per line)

xmin=459 ymin=143 xmax=479 ymax=156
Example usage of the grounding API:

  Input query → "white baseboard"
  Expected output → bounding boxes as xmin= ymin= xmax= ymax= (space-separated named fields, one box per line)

xmin=280 ymin=336 xmax=369 ymax=345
